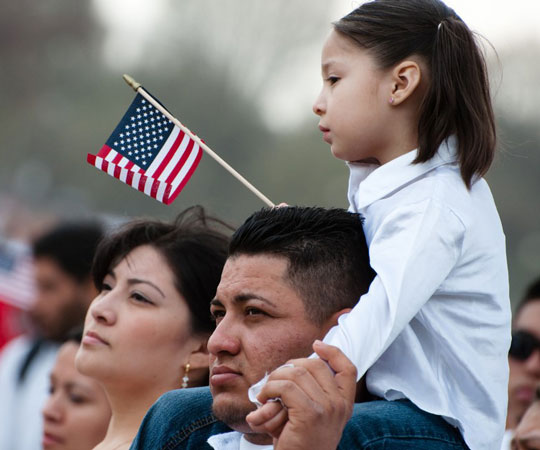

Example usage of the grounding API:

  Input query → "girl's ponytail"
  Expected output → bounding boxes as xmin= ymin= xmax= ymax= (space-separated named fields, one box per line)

xmin=334 ymin=0 xmax=496 ymax=188
xmin=417 ymin=16 xmax=496 ymax=188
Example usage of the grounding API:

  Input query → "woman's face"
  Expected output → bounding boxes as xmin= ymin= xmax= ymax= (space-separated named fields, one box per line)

xmin=42 ymin=342 xmax=111 ymax=450
xmin=75 ymin=245 xmax=198 ymax=390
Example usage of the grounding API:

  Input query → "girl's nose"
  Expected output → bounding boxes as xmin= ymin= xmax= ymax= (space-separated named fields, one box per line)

xmin=312 ymin=91 xmax=325 ymax=116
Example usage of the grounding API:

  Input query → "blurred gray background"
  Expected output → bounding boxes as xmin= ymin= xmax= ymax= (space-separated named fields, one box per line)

xmin=0 ymin=0 xmax=538 ymax=306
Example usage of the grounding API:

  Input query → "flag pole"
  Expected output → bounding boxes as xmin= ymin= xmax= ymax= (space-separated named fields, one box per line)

xmin=122 ymin=74 xmax=275 ymax=208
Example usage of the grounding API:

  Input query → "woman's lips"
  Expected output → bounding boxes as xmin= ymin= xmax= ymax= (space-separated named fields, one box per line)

xmin=42 ymin=431 xmax=64 ymax=447
xmin=82 ymin=330 xmax=109 ymax=346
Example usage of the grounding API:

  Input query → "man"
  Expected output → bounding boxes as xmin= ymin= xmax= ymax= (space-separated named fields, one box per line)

xmin=0 ymin=222 xmax=103 ymax=450
xmin=502 ymin=277 xmax=540 ymax=449
xmin=132 ymin=207 xmax=466 ymax=449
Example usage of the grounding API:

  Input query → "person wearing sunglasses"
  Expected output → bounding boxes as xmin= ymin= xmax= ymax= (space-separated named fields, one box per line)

xmin=503 ymin=277 xmax=540 ymax=449
xmin=511 ymin=386 xmax=540 ymax=450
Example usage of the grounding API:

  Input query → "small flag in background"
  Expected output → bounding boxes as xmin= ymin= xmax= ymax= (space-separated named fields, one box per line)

xmin=0 ymin=239 xmax=35 ymax=310
xmin=87 ymin=93 xmax=202 ymax=205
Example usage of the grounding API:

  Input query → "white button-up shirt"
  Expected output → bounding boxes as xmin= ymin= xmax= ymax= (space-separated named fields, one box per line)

xmin=323 ymin=137 xmax=511 ymax=450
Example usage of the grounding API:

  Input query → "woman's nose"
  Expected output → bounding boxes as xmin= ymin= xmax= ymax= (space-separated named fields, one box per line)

xmin=42 ymin=393 xmax=63 ymax=423
xmin=89 ymin=293 xmax=117 ymax=325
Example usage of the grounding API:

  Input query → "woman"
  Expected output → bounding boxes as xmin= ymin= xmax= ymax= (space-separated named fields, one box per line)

xmin=42 ymin=330 xmax=111 ymax=450
xmin=75 ymin=206 xmax=231 ymax=450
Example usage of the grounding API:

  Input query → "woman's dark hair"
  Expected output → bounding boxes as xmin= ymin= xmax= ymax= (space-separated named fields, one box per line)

xmin=92 ymin=206 xmax=232 ymax=334
xmin=334 ymin=0 xmax=495 ymax=188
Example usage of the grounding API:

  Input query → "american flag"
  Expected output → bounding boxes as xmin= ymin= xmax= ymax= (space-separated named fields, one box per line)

xmin=87 ymin=93 xmax=202 ymax=205
xmin=0 ymin=239 xmax=35 ymax=310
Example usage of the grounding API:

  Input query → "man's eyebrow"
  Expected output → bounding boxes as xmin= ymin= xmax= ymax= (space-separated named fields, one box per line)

xmin=126 ymin=278 xmax=165 ymax=298
xmin=211 ymin=293 xmax=277 ymax=308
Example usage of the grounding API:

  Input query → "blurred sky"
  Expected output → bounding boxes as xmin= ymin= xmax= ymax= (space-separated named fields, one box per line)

xmin=93 ymin=0 xmax=540 ymax=131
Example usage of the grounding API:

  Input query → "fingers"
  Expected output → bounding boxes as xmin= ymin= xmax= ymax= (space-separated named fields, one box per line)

xmin=312 ymin=340 xmax=357 ymax=402
xmin=246 ymin=401 xmax=288 ymax=439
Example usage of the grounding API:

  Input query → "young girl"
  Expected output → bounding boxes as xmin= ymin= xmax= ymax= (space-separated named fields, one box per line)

xmin=252 ymin=1 xmax=510 ymax=449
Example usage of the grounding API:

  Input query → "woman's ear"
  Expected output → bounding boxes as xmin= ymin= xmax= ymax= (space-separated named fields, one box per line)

xmin=187 ymin=338 xmax=209 ymax=371
xmin=389 ymin=60 xmax=422 ymax=105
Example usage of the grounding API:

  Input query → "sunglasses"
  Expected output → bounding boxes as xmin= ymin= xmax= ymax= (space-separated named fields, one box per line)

xmin=509 ymin=330 xmax=540 ymax=361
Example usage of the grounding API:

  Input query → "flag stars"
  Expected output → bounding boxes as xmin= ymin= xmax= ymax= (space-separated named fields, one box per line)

xmin=125 ymin=125 xmax=130 ymax=130
xmin=131 ymin=117 xmax=135 ymax=121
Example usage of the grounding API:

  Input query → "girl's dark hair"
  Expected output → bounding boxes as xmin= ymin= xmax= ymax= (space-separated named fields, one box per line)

xmin=334 ymin=0 xmax=496 ymax=188
xmin=92 ymin=206 xmax=232 ymax=334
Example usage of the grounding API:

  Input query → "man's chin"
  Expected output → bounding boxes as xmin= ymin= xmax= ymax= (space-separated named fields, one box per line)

xmin=212 ymin=395 xmax=256 ymax=433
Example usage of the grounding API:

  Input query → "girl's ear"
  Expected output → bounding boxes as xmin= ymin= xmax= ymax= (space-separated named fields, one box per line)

xmin=389 ymin=60 xmax=422 ymax=105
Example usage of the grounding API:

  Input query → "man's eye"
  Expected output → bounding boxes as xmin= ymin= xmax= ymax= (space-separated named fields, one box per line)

xmin=245 ymin=307 xmax=265 ymax=317
xmin=210 ymin=310 xmax=225 ymax=322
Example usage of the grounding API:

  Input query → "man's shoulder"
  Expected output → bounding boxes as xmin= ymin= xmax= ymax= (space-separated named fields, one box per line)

xmin=131 ymin=387 xmax=232 ymax=450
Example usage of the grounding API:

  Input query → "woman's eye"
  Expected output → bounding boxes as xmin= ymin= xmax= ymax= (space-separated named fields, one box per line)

xmin=132 ymin=292 xmax=152 ymax=304
xmin=68 ymin=393 xmax=86 ymax=404
xmin=101 ymin=282 xmax=112 ymax=292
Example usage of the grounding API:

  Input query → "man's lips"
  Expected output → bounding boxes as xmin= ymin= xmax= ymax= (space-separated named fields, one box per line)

xmin=210 ymin=365 xmax=242 ymax=386
xmin=82 ymin=330 xmax=109 ymax=346
xmin=515 ymin=385 xmax=536 ymax=403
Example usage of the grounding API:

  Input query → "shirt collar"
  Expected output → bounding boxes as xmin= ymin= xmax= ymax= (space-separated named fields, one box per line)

xmin=347 ymin=136 xmax=458 ymax=210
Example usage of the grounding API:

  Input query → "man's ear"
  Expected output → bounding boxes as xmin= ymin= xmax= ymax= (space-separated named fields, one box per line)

xmin=322 ymin=308 xmax=352 ymax=336
xmin=389 ymin=60 xmax=422 ymax=105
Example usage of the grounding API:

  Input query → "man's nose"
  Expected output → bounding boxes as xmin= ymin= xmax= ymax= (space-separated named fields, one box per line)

xmin=207 ymin=317 xmax=241 ymax=356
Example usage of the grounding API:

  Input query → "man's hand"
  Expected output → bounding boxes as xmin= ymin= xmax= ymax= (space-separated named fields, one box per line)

xmin=245 ymin=341 xmax=357 ymax=450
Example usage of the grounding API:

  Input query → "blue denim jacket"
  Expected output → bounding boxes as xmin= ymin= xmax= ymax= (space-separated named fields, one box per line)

xmin=131 ymin=387 xmax=468 ymax=449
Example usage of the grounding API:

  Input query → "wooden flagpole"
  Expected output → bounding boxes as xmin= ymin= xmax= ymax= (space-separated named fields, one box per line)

xmin=122 ymin=74 xmax=275 ymax=208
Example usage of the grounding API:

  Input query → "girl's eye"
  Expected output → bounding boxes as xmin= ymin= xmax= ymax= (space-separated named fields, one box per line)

xmin=327 ymin=76 xmax=340 ymax=85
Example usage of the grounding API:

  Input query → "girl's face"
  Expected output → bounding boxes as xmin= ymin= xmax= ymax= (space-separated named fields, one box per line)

xmin=313 ymin=30 xmax=394 ymax=163
xmin=42 ymin=342 xmax=111 ymax=450
xmin=75 ymin=245 xmax=200 ymax=391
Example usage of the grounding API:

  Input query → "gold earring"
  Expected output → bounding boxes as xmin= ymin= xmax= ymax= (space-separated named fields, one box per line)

xmin=181 ymin=363 xmax=190 ymax=389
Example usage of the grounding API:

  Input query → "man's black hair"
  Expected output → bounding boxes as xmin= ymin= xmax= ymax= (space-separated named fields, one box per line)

xmin=229 ymin=206 xmax=376 ymax=325
xmin=33 ymin=222 xmax=104 ymax=283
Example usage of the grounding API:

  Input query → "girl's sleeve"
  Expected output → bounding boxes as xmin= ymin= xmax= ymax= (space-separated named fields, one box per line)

xmin=322 ymin=197 xmax=465 ymax=380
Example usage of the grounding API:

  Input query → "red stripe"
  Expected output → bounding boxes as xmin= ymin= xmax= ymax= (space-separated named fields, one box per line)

xmin=87 ymin=153 xmax=97 ymax=165
xmin=112 ymin=153 xmax=123 ymax=164
xmin=165 ymin=148 xmax=202 ymax=205
xmin=126 ymin=168 xmax=135 ymax=186
xmin=152 ymin=130 xmax=186 ymax=179
xmin=97 ymin=145 xmax=112 ymax=158
xmin=164 ymin=138 xmax=195 ymax=184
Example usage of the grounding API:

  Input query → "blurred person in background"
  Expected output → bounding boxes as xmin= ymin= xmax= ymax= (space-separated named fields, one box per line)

xmin=511 ymin=387 xmax=540 ymax=450
xmin=42 ymin=328 xmax=111 ymax=450
xmin=0 ymin=222 xmax=104 ymax=450
xmin=502 ymin=276 xmax=540 ymax=449
xmin=75 ymin=206 xmax=230 ymax=450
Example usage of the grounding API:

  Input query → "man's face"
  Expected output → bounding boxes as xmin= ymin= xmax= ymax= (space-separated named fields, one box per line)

xmin=508 ymin=301 xmax=540 ymax=429
xmin=29 ymin=257 xmax=91 ymax=341
xmin=512 ymin=401 xmax=540 ymax=450
xmin=208 ymin=254 xmax=336 ymax=433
